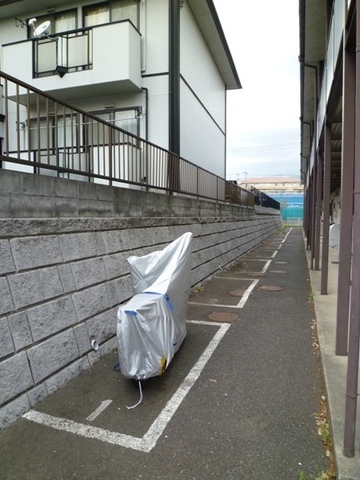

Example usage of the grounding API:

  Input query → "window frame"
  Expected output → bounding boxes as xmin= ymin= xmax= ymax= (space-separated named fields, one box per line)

xmin=27 ymin=8 xmax=78 ymax=38
xmin=83 ymin=0 xmax=140 ymax=29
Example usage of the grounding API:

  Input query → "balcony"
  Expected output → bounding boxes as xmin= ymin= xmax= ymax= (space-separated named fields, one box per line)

xmin=2 ymin=20 xmax=142 ymax=102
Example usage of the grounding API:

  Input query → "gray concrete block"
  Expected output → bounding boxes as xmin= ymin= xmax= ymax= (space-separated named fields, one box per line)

xmin=27 ymin=384 xmax=48 ymax=407
xmin=21 ymin=194 xmax=54 ymax=218
xmin=74 ymin=323 xmax=91 ymax=356
xmin=113 ymin=276 xmax=133 ymax=304
xmin=0 ymin=240 xmax=15 ymax=275
xmin=8 ymin=267 xmax=63 ymax=310
xmin=27 ymin=330 xmax=80 ymax=384
xmin=59 ymin=232 xmax=97 ymax=261
xmin=11 ymin=219 xmax=60 ymax=237
xmin=22 ymin=172 xmax=54 ymax=196
xmin=60 ymin=217 xmax=119 ymax=233
xmin=103 ymin=252 xmax=129 ymax=280
xmin=0 ymin=278 xmax=14 ymax=315
xmin=102 ymin=230 xmax=128 ymax=254
xmin=72 ymin=284 xmax=110 ymax=322
xmin=27 ymin=296 xmax=78 ymax=342
xmin=45 ymin=357 xmax=90 ymax=395
xmin=127 ymin=226 xmax=169 ymax=250
xmin=10 ymin=236 xmax=63 ymax=271
xmin=86 ymin=309 xmax=116 ymax=345
xmin=71 ymin=258 xmax=107 ymax=290
xmin=105 ymin=280 xmax=121 ymax=307
xmin=53 ymin=198 xmax=78 ymax=217
xmin=0 ymin=352 xmax=34 ymax=404
xmin=0 ymin=219 xmax=13 ymax=237
xmin=57 ymin=264 xmax=76 ymax=293
xmin=53 ymin=178 xmax=79 ymax=199
xmin=94 ymin=231 xmax=107 ymax=256
xmin=0 ymin=318 xmax=14 ymax=359
xmin=0 ymin=394 xmax=30 ymax=429
xmin=8 ymin=312 xmax=33 ymax=351
xmin=0 ymin=170 xmax=22 ymax=195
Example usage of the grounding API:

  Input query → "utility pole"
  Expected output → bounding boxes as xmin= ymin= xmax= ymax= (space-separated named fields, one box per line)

xmin=243 ymin=171 xmax=248 ymax=181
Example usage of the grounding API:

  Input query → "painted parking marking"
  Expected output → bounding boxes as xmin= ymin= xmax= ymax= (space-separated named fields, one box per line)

xmin=216 ymin=259 xmax=272 ymax=277
xmin=282 ymin=228 xmax=292 ymax=242
xmin=189 ymin=258 xmax=273 ymax=310
xmin=86 ymin=400 xmax=113 ymax=422
xmin=237 ymin=279 xmax=259 ymax=308
xmin=189 ymin=279 xmax=259 ymax=309
xmin=23 ymin=320 xmax=230 ymax=453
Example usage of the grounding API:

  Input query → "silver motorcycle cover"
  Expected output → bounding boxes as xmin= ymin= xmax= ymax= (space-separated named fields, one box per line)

xmin=117 ymin=232 xmax=193 ymax=380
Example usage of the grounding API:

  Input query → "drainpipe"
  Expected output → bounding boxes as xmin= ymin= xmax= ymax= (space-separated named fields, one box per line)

xmin=343 ymin=0 xmax=360 ymax=458
xmin=168 ymin=0 xmax=181 ymax=193
xmin=141 ymin=87 xmax=149 ymax=141
xmin=169 ymin=0 xmax=180 ymax=155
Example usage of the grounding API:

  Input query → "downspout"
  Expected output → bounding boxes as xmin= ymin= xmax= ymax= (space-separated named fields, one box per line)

xmin=169 ymin=0 xmax=180 ymax=155
xmin=141 ymin=87 xmax=149 ymax=140
xmin=168 ymin=0 xmax=181 ymax=194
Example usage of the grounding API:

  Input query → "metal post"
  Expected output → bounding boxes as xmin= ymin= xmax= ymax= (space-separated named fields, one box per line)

xmin=343 ymin=0 xmax=360 ymax=457
xmin=321 ymin=124 xmax=331 ymax=294
xmin=314 ymin=152 xmax=322 ymax=271
xmin=336 ymin=30 xmax=356 ymax=355
xmin=310 ymin=167 xmax=317 ymax=269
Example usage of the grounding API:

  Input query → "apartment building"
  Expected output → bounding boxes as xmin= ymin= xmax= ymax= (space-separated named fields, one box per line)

xmin=0 ymin=0 xmax=240 ymax=180
xmin=300 ymin=0 xmax=360 ymax=457
xmin=239 ymin=176 xmax=303 ymax=195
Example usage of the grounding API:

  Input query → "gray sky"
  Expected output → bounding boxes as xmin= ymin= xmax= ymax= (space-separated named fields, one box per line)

xmin=213 ymin=0 xmax=301 ymax=181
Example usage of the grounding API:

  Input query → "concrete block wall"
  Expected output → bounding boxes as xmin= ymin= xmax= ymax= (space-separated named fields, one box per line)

xmin=0 ymin=170 xmax=282 ymax=427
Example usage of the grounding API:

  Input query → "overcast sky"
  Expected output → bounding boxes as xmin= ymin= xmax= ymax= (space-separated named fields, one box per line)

xmin=213 ymin=0 xmax=301 ymax=181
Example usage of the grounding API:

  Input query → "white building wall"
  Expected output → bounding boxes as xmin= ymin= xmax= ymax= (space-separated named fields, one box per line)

xmin=145 ymin=0 xmax=169 ymax=75
xmin=143 ymin=75 xmax=169 ymax=150
xmin=140 ymin=0 xmax=169 ymax=150
xmin=180 ymin=2 xmax=226 ymax=128
xmin=179 ymin=1 xmax=226 ymax=176
xmin=180 ymin=80 xmax=225 ymax=177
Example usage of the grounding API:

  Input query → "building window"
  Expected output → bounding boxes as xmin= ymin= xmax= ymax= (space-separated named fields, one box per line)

xmin=91 ymin=108 xmax=140 ymax=139
xmin=30 ymin=114 xmax=78 ymax=151
xmin=84 ymin=4 xmax=110 ymax=27
xmin=28 ymin=9 xmax=77 ymax=38
xmin=84 ymin=1 xmax=139 ymax=29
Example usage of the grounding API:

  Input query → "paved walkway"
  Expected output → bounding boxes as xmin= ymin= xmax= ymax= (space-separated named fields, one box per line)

xmin=0 ymin=227 xmax=352 ymax=479
xmin=306 ymin=238 xmax=360 ymax=480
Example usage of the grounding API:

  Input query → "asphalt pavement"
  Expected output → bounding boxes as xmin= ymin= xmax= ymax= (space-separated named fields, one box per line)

xmin=0 ymin=227 xmax=333 ymax=479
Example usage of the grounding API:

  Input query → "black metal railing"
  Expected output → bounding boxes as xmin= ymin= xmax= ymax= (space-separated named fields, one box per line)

xmin=250 ymin=186 xmax=281 ymax=210
xmin=0 ymin=71 xmax=256 ymax=209
xmin=33 ymin=29 xmax=92 ymax=78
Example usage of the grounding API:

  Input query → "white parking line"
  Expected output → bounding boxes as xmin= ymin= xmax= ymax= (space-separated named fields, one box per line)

xmin=23 ymin=320 xmax=230 ymax=453
xmin=237 ymin=279 xmax=259 ymax=308
xmin=188 ymin=278 xmax=259 ymax=309
xmin=86 ymin=400 xmax=113 ymax=421
xmin=282 ymin=228 xmax=292 ymax=242
xmin=262 ymin=260 xmax=272 ymax=272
